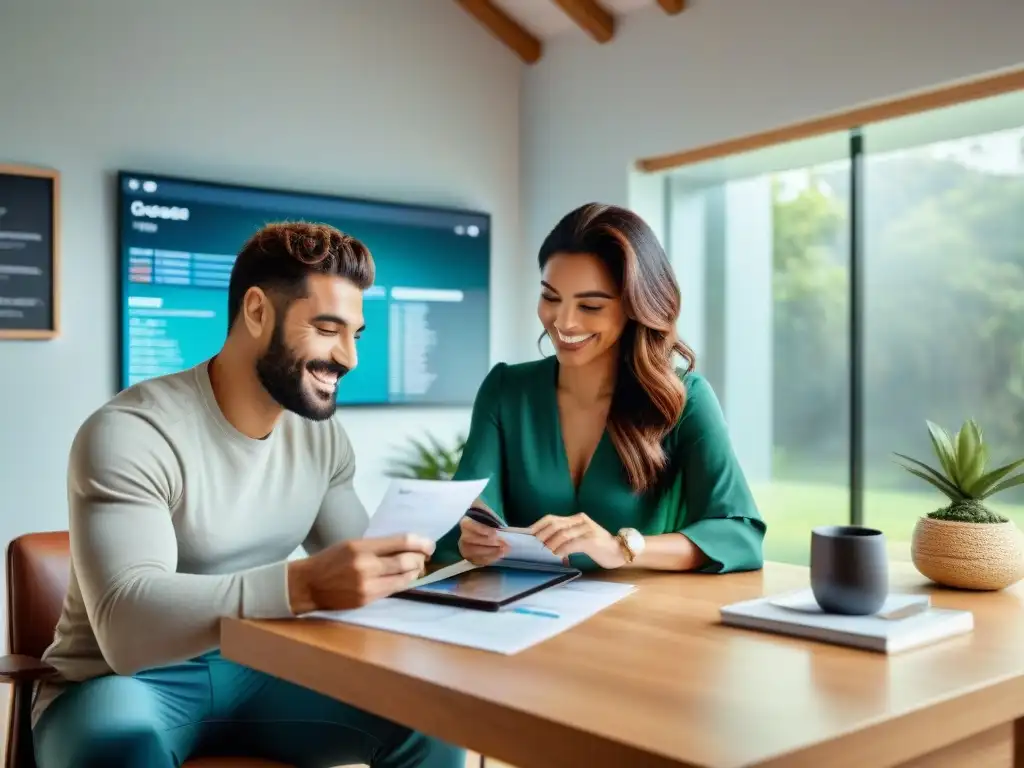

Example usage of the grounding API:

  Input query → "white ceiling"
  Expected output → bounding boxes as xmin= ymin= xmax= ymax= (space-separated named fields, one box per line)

xmin=490 ymin=0 xmax=657 ymax=39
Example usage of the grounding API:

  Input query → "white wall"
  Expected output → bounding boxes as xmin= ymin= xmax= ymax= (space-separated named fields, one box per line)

xmin=520 ymin=0 xmax=1024 ymax=361
xmin=4 ymin=0 xmax=1023 ymax=578
xmin=0 ymin=0 xmax=522 ymax=563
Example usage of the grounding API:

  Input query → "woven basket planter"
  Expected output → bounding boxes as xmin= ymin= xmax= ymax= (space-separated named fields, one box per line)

xmin=911 ymin=517 xmax=1024 ymax=591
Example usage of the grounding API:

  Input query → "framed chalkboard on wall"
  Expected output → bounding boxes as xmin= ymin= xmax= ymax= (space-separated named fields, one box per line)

xmin=0 ymin=165 xmax=60 ymax=340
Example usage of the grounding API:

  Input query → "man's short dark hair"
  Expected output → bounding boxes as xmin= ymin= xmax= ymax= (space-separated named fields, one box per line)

xmin=227 ymin=221 xmax=375 ymax=331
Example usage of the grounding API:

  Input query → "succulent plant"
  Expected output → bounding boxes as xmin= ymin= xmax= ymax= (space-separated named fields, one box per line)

xmin=893 ymin=419 xmax=1024 ymax=523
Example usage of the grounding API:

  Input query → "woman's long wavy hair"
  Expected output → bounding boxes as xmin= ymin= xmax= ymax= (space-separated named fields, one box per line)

xmin=538 ymin=203 xmax=696 ymax=494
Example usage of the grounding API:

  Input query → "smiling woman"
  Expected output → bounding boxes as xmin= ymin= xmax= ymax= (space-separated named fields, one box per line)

xmin=536 ymin=203 xmax=694 ymax=493
xmin=433 ymin=203 xmax=766 ymax=575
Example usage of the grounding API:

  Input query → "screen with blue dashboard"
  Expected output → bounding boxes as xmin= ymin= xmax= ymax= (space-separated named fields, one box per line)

xmin=117 ymin=171 xmax=491 ymax=406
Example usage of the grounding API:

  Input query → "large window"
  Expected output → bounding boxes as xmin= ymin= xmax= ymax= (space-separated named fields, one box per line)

xmin=665 ymin=89 xmax=1024 ymax=565
xmin=863 ymin=103 xmax=1024 ymax=553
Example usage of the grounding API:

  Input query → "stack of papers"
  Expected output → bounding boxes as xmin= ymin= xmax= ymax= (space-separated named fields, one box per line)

xmin=306 ymin=576 xmax=635 ymax=654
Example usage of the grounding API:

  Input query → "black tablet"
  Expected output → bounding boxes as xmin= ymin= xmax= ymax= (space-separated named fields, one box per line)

xmin=396 ymin=565 xmax=579 ymax=612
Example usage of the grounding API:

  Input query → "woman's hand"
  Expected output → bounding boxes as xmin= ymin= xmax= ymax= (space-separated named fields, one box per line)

xmin=458 ymin=516 xmax=509 ymax=566
xmin=530 ymin=513 xmax=627 ymax=569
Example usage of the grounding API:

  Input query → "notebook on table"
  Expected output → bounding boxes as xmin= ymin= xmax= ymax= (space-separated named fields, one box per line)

xmin=719 ymin=588 xmax=974 ymax=653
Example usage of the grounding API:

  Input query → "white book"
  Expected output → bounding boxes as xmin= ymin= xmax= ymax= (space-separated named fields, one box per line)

xmin=719 ymin=588 xmax=974 ymax=653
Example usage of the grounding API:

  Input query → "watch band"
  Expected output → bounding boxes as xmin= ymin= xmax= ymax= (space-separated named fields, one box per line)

xmin=616 ymin=528 xmax=645 ymax=563
xmin=616 ymin=531 xmax=637 ymax=563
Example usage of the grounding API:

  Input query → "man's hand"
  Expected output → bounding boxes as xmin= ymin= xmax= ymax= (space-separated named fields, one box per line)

xmin=530 ymin=513 xmax=626 ymax=569
xmin=287 ymin=534 xmax=434 ymax=614
xmin=457 ymin=516 xmax=508 ymax=566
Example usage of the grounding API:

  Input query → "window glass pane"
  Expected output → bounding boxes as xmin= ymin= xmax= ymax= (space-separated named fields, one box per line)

xmin=863 ymin=91 xmax=1024 ymax=559
xmin=666 ymin=133 xmax=851 ymax=565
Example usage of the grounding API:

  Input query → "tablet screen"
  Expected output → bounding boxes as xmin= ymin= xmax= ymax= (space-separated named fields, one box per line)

xmin=408 ymin=566 xmax=569 ymax=604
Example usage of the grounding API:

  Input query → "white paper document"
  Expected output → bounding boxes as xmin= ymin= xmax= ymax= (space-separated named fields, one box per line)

xmin=363 ymin=477 xmax=489 ymax=542
xmin=497 ymin=528 xmax=565 ymax=566
xmin=306 ymin=578 xmax=636 ymax=654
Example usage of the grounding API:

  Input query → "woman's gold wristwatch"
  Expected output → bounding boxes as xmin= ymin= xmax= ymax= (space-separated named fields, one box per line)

xmin=615 ymin=527 xmax=645 ymax=563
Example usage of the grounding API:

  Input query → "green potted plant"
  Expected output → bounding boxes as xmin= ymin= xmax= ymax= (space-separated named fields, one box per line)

xmin=893 ymin=419 xmax=1024 ymax=590
xmin=385 ymin=432 xmax=467 ymax=481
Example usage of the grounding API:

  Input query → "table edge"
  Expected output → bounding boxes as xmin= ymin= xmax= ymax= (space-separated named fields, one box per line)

xmin=221 ymin=615 xmax=1024 ymax=768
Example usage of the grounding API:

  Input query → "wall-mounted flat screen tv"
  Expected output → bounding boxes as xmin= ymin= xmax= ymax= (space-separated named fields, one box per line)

xmin=117 ymin=171 xmax=490 ymax=406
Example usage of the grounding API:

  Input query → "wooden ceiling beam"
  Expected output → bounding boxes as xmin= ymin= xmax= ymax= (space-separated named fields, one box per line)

xmin=655 ymin=0 xmax=686 ymax=14
xmin=551 ymin=0 xmax=615 ymax=44
xmin=454 ymin=0 xmax=543 ymax=64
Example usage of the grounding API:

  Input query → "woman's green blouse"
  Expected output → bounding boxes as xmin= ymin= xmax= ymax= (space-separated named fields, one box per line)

xmin=434 ymin=357 xmax=766 ymax=573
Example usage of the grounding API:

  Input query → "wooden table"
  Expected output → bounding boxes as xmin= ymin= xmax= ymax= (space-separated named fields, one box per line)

xmin=221 ymin=562 xmax=1024 ymax=768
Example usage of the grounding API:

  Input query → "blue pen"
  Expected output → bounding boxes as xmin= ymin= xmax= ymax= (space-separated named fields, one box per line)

xmin=511 ymin=606 xmax=560 ymax=619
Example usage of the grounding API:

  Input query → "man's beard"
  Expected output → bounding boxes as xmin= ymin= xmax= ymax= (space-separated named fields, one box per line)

xmin=255 ymin=322 xmax=349 ymax=421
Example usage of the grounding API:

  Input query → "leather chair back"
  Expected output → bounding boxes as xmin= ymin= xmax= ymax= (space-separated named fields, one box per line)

xmin=4 ymin=531 xmax=71 ymax=768
xmin=1 ymin=533 xmax=292 ymax=768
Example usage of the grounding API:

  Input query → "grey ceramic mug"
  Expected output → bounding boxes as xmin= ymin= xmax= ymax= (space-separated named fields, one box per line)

xmin=810 ymin=526 xmax=889 ymax=615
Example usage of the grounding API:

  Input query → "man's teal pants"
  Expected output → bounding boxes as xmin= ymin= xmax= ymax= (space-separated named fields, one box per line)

xmin=32 ymin=650 xmax=464 ymax=768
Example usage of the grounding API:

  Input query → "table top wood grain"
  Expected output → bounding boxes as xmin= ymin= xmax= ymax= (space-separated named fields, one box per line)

xmin=221 ymin=562 xmax=1024 ymax=768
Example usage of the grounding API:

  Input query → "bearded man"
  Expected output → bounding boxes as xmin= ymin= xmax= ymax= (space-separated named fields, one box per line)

xmin=32 ymin=222 xmax=462 ymax=768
